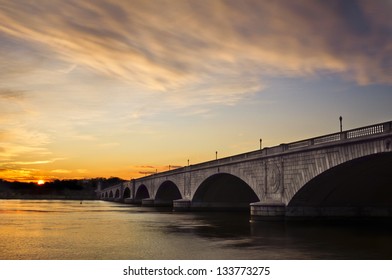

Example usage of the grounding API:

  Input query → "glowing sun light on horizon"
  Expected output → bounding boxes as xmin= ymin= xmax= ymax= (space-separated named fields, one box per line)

xmin=37 ymin=180 xmax=45 ymax=185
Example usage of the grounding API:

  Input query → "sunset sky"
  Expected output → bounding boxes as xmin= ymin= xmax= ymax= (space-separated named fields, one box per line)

xmin=1 ymin=0 xmax=391 ymax=182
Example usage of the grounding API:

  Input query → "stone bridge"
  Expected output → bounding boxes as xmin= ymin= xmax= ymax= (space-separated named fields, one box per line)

xmin=99 ymin=121 xmax=392 ymax=220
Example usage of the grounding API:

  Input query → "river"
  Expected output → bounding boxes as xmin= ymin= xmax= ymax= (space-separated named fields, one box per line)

xmin=0 ymin=200 xmax=391 ymax=260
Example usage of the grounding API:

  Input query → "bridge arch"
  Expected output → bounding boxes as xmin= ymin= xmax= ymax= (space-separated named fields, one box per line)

xmin=109 ymin=190 xmax=113 ymax=198
xmin=135 ymin=184 xmax=149 ymax=203
xmin=155 ymin=180 xmax=182 ymax=206
xmin=123 ymin=187 xmax=131 ymax=199
xmin=115 ymin=189 xmax=120 ymax=198
xmin=192 ymin=173 xmax=260 ymax=210
xmin=287 ymin=152 xmax=392 ymax=218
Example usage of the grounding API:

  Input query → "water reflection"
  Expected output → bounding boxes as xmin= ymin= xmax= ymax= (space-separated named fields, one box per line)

xmin=0 ymin=200 xmax=391 ymax=260
xmin=146 ymin=209 xmax=392 ymax=259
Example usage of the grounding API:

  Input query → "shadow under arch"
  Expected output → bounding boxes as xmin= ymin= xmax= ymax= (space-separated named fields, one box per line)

xmin=115 ymin=189 xmax=120 ymax=198
xmin=123 ymin=187 xmax=131 ymax=199
xmin=192 ymin=173 xmax=260 ymax=211
xmin=135 ymin=184 xmax=149 ymax=204
xmin=287 ymin=152 xmax=392 ymax=219
xmin=155 ymin=180 xmax=182 ymax=206
xmin=109 ymin=190 xmax=113 ymax=198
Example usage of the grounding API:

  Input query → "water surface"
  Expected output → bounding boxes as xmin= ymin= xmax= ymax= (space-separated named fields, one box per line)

xmin=0 ymin=200 xmax=391 ymax=259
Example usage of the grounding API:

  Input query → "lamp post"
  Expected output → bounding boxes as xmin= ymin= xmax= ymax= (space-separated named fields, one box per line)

xmin=215 ymin=151 xmax=218 ymax=160
xmin=339 ymin=116 xmax=343 ymax=132
xmin=260 ymin=138 xmax=262 ymax=150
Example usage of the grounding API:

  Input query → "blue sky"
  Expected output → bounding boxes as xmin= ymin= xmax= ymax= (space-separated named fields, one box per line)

xmin=0 ymin=0 xmax=391 ymax=182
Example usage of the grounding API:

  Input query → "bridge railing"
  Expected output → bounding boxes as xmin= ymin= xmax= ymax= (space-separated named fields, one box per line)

xmin=287 ymin=121 xmax=391 ymax=151
xmin=313 ymin=133 xmax=341 ymax=145
xmin=346 ymin=123 xmax=385 ymax=139
xmin=287 ymin=140 xmax=312 ymax=150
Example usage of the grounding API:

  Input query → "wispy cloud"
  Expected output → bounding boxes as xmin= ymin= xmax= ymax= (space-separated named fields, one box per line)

xmin=0 ymin=156 xmax=67 ymax=181
xmin=0 ymin=167 xmax=38 ymax=182
xmin=59 ymin=64 xmax=77 ymax=74
xmin=51 ymin=169 xmax=71 ymax=174
xmin=0 ymin=88 xmax=26 ymax=100
xmin=0 ymin=0 xmax=390 ymax=105
xmin=9 ymin=160 xmax=52 ymax=165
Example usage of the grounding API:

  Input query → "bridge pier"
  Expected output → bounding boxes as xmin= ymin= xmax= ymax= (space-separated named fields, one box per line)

xmin=250 ymin=201 xmax=286 ymax=221
xmin=191 ymin=202 xmax=251 ymax=211
xmin=173 ymin=199 xmax=192 ymax=211
xmin=124 ymin=198 xmax=134 ymax=204
xmin=173 ymin=200 xmax=252 ymax=212
xmin=154 ymin=200 xmax=174 ymax=207
xmin=141 ymin=198 xmax=155 ymax=206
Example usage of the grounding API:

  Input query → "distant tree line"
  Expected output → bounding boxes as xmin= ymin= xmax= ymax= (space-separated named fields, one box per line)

xmin=0 ymin=177 xmax=125 ymax=200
